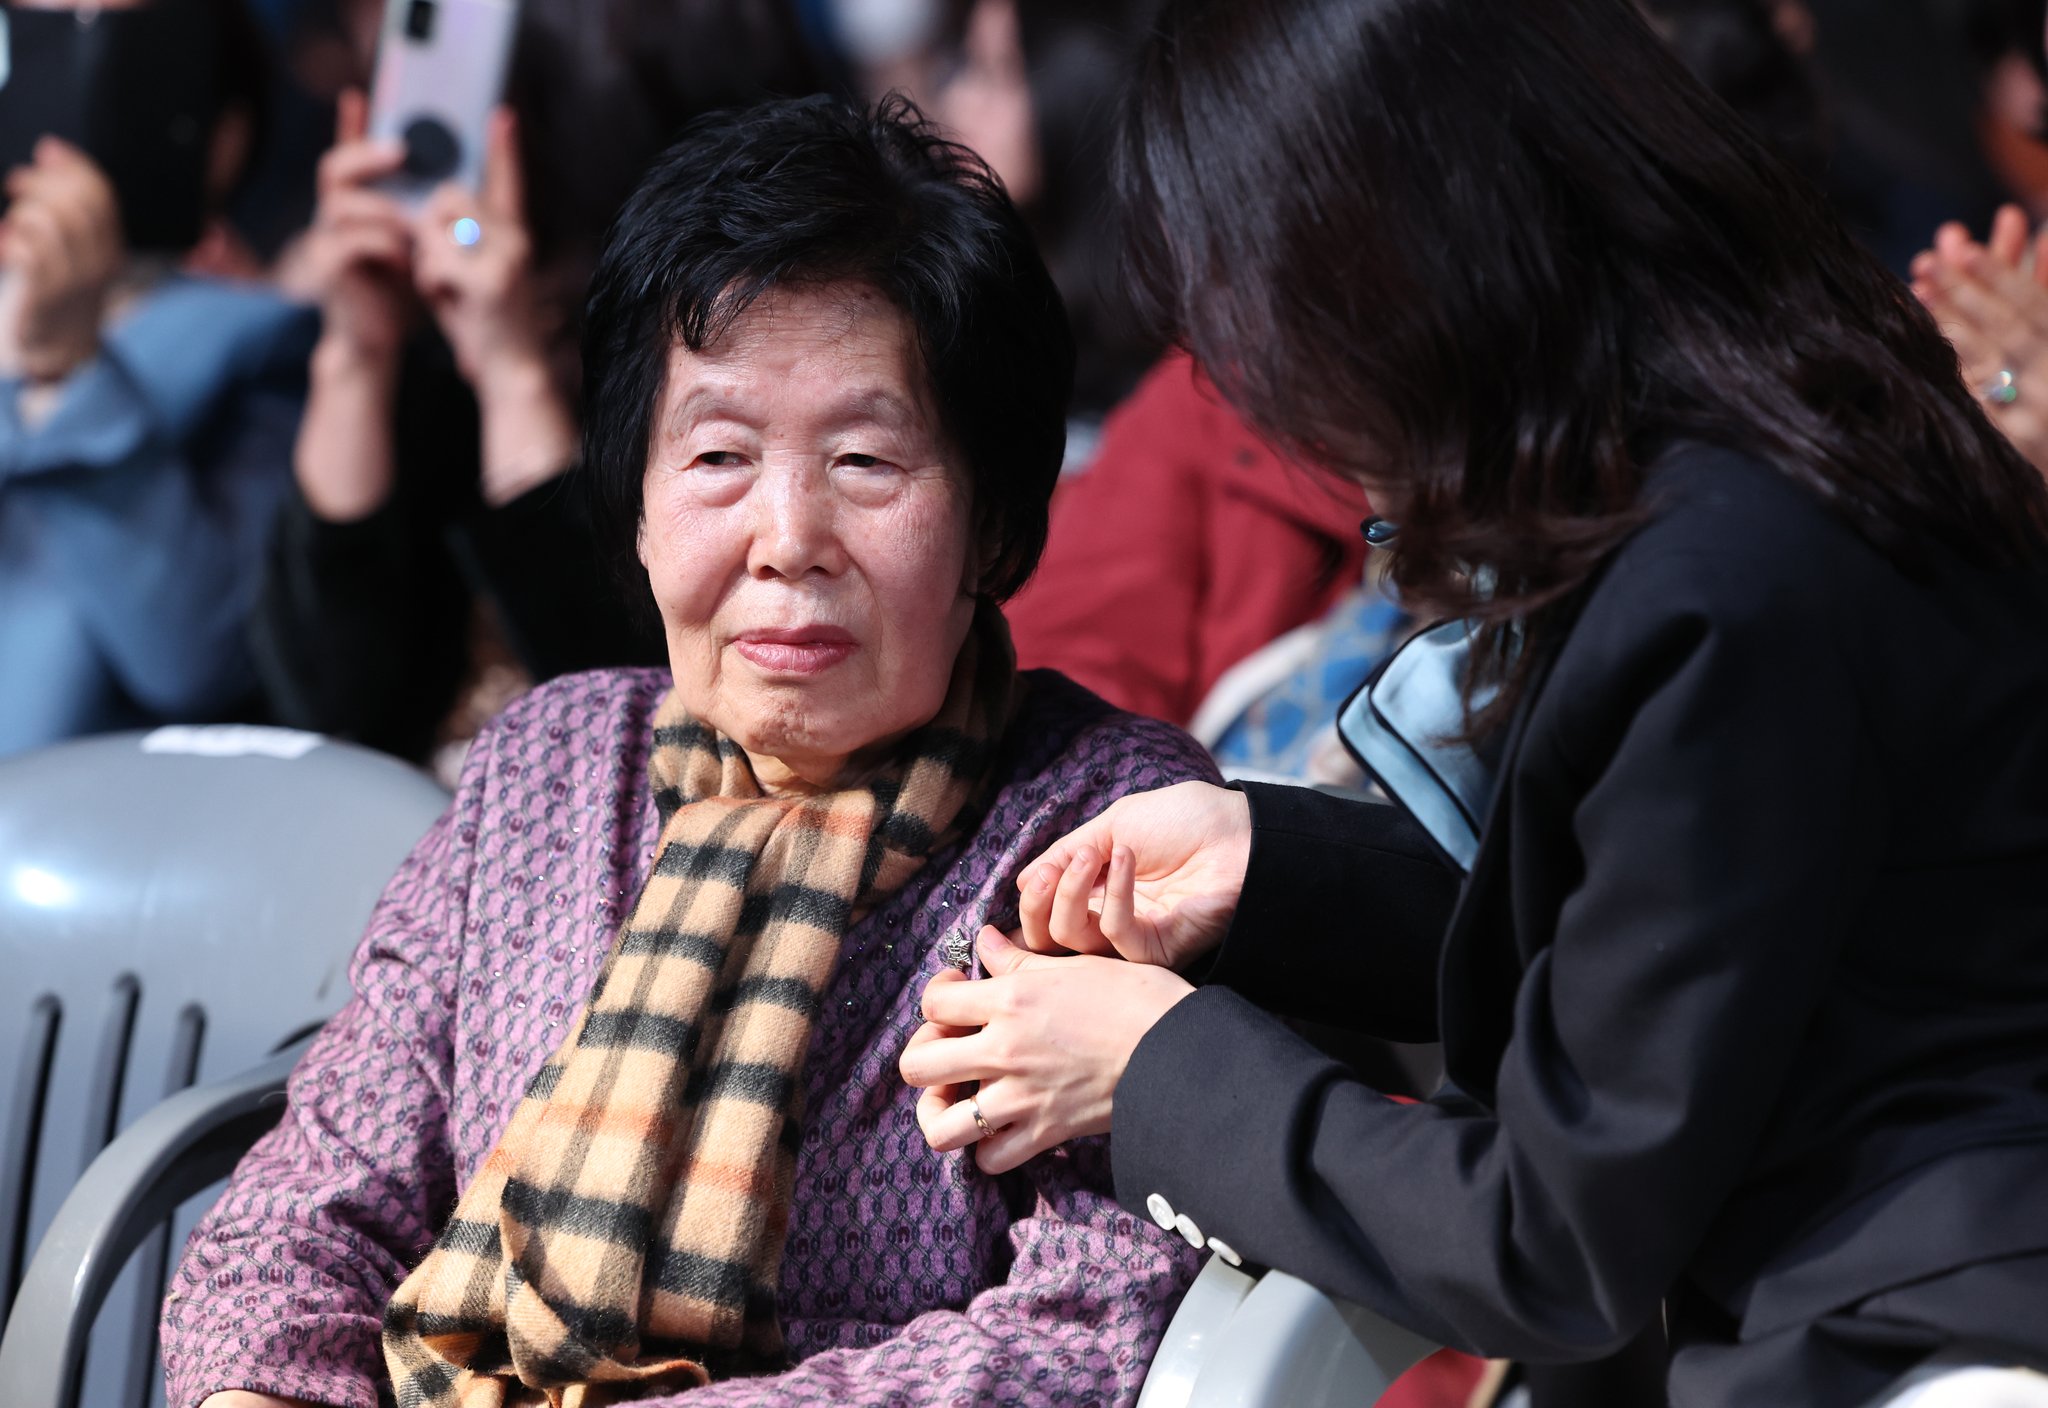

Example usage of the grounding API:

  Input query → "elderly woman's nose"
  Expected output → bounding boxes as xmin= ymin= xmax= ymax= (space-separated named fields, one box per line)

xmin=747 ymin=466 xmax=848 ymax=580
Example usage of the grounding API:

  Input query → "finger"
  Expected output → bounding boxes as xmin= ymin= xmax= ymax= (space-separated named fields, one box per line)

xmin=925 ymin=1088 xmax=1009 ymax=1155
xmin=320 ymin=187 xmax=413 ymax=230
xmin=34 ymin=175 xmax=99 ymax=247
xmin=1924 ymin=257 xmax=2027 ymax=345
xmin=1943 ymin=267 xmax=2030 ymax=348
xmin=899 ymin=1015 xmax=975 ymax=1086
xmin=1015 ymin=858 xmax=1063 ymax=953
xmin=31 ymin=134 xmax=87 ymax=172
xmin=907 ymin=971 xmax=973 ymax=1039
xmin=337 ymin=89 xmax=369 ymax=146
xmin=8 ymin=203 xmax=70 ymax=284
xmin=1972 ymin=254 xmax=2048 ymax=342
xmin=1020 ymin=814 xmax=1116 ymax=888
xmin=1096 ymin=846 xmax=1139 ymax=949
xmin=319 ymin=137 xmax=407 ymax=196
xmin=975 ymin=926 xmax=1034 ymax=977
xmin=898 ymin=1029 xmax=998 ymax=1088
xmin=418 ymin=182 xmax=478 ymax=229
xmin=1935 ymin=221 xmax=1982 ymax=265
xmin=914 ymin=1082 xmax=968 ymax=1148
xmin=1990 ymin=205 xmax=2030 ymax=268
xmin=323 ymin=224 xmax=415 ymax=277
xmin=1048 ymin=847 xmax=1108 ymax=954
xmin=975 ymin=1122 xmax=1048 ymax=1176
xmin=482 ymin=107 xmax=526 ymax=221
xmin=918 ymin=975 xmax=1000 ymax=1031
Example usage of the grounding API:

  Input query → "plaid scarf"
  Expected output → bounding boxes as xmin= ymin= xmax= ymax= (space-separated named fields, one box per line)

xmin=383 ymin=611 xmax=1015 ymax=1408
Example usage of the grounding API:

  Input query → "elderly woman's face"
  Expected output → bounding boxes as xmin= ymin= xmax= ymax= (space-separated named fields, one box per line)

xmin=638 ymin=283 xmax=979 ymax=790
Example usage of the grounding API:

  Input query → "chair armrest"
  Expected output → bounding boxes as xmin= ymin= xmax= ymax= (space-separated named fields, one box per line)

xmin=1138 ymin=1256 xmax=1258 ymax=1408
xmin=1140 ymin=1255 xmax=1442 ymax=1408
xmin=1192 ymin=1268 xmax=1441 ymax=1407
xmin=0 ymin=1047 xmax=303 ymax=1408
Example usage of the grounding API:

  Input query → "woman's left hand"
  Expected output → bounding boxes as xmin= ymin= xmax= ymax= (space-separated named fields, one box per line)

xmin=900 ymin=927 xmax=1194 ymax=1174
xmin=411 ymin=107 xmax=578 ymax=504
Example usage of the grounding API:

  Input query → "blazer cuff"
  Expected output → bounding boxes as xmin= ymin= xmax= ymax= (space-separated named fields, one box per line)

xmin=1202 ymin=782 xmax=1456 ymax=1040
xmin=1113 ymin=985 xmax=1373 ymax=1265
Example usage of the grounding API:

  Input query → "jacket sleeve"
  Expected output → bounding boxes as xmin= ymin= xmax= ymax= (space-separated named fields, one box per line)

xmin=160 ymin=761 xmax=479 ymax=1408
xmin=640 ymin=1140 xmax=1198 ymax=1408
xmin=252 ymin=481 xmax=470 ymax=762
xmin=2 ymin=346 xmax=298 ymax=717
xmin=1110 ymin=545 xmax=1883 ymax=1362
xmin=1202 ymin=782 xmax=1459 ymax=1042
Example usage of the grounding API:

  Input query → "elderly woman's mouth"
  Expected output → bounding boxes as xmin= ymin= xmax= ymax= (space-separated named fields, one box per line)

xmin=732 ymin=627 xmax=859 ymax=675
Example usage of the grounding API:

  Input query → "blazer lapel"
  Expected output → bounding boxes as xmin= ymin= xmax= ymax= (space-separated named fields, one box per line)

xmin=1435 ymin=643 xmax=1561 ymax=1104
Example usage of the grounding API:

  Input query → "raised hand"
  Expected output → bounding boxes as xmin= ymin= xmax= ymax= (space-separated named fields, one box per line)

xmin=0 ymin=137 xmax=123 ymax=381
xmin=1912 ymin=206 xmax=2048 ymax=480
xmin=410 ymin=107 xmax=576 ymax=504
xmin=411 ymin=108 xmax=547 ymax=388
xmin=301 ymin=90 xmax=417 ymax=367
xmin=1012 ymin=780 xmax=1251 ymax=968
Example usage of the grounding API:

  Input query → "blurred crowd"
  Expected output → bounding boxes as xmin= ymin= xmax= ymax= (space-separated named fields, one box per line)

xmin=5 ymin=0 xmax=2048 ymax=784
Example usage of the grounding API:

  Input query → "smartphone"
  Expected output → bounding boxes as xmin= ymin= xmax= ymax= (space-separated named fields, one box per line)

xmin=366 ymin=0 xmax=519 ymax=208
xmin=0 ymin=2 xmax=219 ymax=250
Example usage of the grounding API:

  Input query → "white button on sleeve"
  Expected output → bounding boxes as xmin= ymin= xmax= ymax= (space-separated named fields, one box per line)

xmin=1206 ymin=1237 xmax=1243 ymax=1267
xmin=1174 ymin=1212 xmax=1204 ymax=1248
xmin=1146 ymin=1193 xmax=1176 ymax=1231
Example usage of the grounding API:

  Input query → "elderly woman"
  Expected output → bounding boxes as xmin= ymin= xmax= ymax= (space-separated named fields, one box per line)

xmin=161 ymin=96 xmax=1209 ymax=1408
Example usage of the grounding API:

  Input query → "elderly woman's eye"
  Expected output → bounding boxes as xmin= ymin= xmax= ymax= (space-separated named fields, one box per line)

xmin=839 ymin=453 xmax=885 ymax=469
xmin=693 ymin=451 xmax=746 ymax=468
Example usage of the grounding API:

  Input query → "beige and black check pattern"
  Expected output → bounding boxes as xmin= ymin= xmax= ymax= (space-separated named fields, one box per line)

xmin=382 ymin=611 xmax=1015 ymax=1408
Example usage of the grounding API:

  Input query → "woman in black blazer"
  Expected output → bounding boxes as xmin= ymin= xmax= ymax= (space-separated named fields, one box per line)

xmin=896 ymin=1 xmax=2048 ymax=1403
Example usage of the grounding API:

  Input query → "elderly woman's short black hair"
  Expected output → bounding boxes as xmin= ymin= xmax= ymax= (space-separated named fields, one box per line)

xmin=581 ymin=93 xmax=1076 ymax=603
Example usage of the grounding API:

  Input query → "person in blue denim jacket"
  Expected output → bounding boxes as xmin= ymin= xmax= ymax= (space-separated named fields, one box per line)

xmin=0 ymin=0 xmax=314 ymax=757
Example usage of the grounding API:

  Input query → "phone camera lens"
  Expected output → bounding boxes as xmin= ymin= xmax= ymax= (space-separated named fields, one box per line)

xmin=404 ymin=0 xmax=436 ymax=41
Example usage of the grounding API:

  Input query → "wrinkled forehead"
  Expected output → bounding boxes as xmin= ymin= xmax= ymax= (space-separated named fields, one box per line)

xmin=656 ymin=282 xmax=943 ymax=440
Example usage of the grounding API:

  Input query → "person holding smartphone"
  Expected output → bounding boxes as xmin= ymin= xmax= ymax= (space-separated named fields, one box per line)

xmin=897 ymin=1 xmax=2048 ymax=1404
xmin=0 ymin=0 xmax=314 ymax=756
xmin=255 ymin=0 xmax=824 ymax=771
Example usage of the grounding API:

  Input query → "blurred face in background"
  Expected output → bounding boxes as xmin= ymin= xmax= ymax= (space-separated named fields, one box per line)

xmin=927 ymin=0 xmax=1040 ymax=207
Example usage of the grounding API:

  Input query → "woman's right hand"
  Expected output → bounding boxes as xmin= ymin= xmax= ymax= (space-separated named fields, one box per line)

xmin=1911 ymin=205 xmax=2048 ymax=481
xmin=293 ymin=90 xmax=417 ymax=522
xmin=1014 ymin=780 xmax=1251 ymax=968
xmin=301 ymin=90 xmax=415 ymax=367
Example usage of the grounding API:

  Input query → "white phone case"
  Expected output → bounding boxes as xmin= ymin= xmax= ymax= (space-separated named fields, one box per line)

xmin=366 ymin=0 xmax=519 ymax=208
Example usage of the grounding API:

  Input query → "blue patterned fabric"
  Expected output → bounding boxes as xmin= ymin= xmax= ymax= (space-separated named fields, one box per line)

xmin=1209 ymin=586 xmax=1411 ymax=783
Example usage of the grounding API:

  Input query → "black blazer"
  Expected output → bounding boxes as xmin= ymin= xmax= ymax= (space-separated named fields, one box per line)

xmin=1113 ymin=445 xmax=2048 ymax=1406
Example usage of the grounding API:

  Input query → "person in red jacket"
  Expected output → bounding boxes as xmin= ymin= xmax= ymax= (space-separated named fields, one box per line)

xmin=1006 ymin=351 xmax=1369 ymax=724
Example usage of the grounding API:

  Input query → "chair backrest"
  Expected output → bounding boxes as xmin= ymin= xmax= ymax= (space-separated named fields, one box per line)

xmin=0 ymin=727 xmax=448 ymax=1408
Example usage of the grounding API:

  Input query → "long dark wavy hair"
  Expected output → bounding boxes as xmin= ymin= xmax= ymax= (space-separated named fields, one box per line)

xmin=1118 ymin=0 xmax=2048 ymax=733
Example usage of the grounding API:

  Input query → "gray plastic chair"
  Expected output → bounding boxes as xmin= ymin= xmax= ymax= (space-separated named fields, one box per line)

xmin=0 ymin=727 xmax=449 ymax=1408
xmin=1138 ymin=1257 xmax=1443 ymax=1408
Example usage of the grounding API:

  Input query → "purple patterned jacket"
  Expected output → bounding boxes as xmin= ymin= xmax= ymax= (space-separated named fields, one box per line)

xmin=161 ymin=667 xmax=1213 ymax=1408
